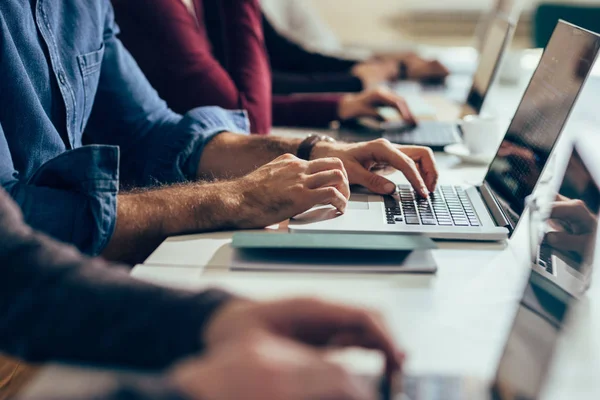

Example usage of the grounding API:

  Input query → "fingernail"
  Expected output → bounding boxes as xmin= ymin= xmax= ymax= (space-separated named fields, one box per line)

xmin=384 ymin=183 xmax=396 ymax=194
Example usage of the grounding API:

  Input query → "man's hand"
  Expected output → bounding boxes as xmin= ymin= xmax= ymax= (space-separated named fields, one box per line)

xmin=234 ymin=154 xmax=350 ymax=228
xmin=403 ymin=54 xmax=449 ymax=82
xmin=338 ymin=87 xmax=416 ymax=125
xmin=172 ymin=332 xmax=378 ymax=400
xmin=313 ymin=139 xmax=437 ymax=197
xmin=351 ymin=60 xmax=399 ymax=88
xmin=203 ymin=298 xmax=404 ymax=376
xmin=545 ymin=198 xmax=598 ymax=258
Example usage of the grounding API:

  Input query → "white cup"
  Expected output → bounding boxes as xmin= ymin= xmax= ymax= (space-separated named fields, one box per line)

xmin=460 ymin=115 xmax=503 ymax=155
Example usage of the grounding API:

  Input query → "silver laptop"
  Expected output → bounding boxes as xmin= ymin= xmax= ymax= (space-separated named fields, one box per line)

xmin=375 ymin=255 xmax=585 ymax=399
xmin=376 ymin=15 xmax=517 ymax=151
xmin=291 ymin=21 xmax=600 ymax=242
xmin=529 ymin=140 xmax=600 ymax=298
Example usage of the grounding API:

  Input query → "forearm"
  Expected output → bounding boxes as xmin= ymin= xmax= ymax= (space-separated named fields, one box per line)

xmin=0 ymin=223 xmax=234 ymax=368
xmin=102 ymin=181 xmax=244 ymax=263
xmin=197 ymin=132 xmax=302 ymax=180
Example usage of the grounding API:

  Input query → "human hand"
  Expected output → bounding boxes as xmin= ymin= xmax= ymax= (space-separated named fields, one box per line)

xmin=545 ymin=198 xmax=598 ymax=257
xmin=172 ymin=331 xmax=379 ymax=400
xmin=338 ymin=87 xmax=416 ymax=125
xmin=351 ymin=60 xmax=400 ymax=88
xmin=312 ymin=139 xmax=437 ymax=197
xmin=234 ymin=154 xmax=350 ymax=228
xmin=403 ymin=54 xmax=449 ymax=82
xmin=204 ymin=298 xmax=404 ymax=376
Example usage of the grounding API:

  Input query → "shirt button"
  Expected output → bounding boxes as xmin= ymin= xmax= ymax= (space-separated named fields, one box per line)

xmin=58 ymin=72 xmax=66 ymax=85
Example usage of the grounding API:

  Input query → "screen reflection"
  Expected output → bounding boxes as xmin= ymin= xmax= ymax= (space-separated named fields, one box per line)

xmin=537 ymin=149 xmax=599 ymax=277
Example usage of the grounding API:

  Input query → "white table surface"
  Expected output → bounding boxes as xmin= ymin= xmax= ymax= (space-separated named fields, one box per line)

xmin=132 ymin=55 xmax=600 ymax=399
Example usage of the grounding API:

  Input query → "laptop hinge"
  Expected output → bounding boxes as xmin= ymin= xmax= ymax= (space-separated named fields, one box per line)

xmin=478 ymin=183 xmax=512 ymax=232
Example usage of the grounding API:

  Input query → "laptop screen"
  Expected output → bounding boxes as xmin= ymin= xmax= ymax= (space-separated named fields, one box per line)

xmin=484 ymin=21 xmax=600 ymax=232
xmin=534 ymin=147 xmax=600 ymax=281
xmin=466 ymin=17 xmax=515 ymax=114
xmin=492 ymin=272 xmax=576 ymax=400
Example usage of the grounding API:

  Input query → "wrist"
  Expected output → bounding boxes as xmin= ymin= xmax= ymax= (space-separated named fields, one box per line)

xmin=310 ymin=140 xmax=338 ymax=161
xmin=191 ymin=180 xmax=246 ymax=231
xmin=337 ymin=94 xmax=358 ymax=120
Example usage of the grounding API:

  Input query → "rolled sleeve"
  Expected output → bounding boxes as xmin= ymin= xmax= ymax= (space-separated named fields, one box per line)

xmin=120 ymin=106 xmax=250 ymax=186
xmin=121 ymin=106 xmax=250 ymax=186
xmin=180 ymin=107 xmax=250 ymax=181
xmin=7 ymin=146 xmax=119 ymax=256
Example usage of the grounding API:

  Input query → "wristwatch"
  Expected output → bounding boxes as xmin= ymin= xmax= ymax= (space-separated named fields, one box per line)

xmin=398 ymin=61 xmax=408 ymax=80
xmin=296 ymin=134 xmax=336 ymax=161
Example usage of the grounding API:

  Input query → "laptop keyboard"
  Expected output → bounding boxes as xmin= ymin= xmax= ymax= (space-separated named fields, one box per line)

xmin=385 ymin=185 xmax=481 ymax=227
xmin=382 ymin=122 xmax=460 ymax=148
xmin=538 ymin=243 xmax=555 ymax=275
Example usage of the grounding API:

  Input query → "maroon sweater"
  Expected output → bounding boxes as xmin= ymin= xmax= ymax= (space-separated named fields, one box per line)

xmin=112 ymin=0 xmax=343 ymax=134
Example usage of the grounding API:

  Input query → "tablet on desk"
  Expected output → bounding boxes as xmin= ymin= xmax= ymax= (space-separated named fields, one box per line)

xmin=230 ymin=232 xmax=438 ymax=274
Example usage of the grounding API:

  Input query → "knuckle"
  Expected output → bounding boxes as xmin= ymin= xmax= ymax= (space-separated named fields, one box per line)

xmin=332 ymin=169 xmax=345 ymax=180
xmin=402 ymin=156 xmax=417 ymax=170
xmin=325 ymin=187 xmax=338 ymax=197
xmin=373 ymin=138 xmax=391 ymax=147
xmin=289 ymin=160 xmax=306 ymax=171
xmin=292 ymin=183 xmax=306 ymax=193
xmin=280 ymin=153 xmax=296 ymax=161
xmin=330 ymin=157 xmax=344 ymax=168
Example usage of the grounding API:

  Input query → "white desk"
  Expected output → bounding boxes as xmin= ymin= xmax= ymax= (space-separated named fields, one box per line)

xmin=132 ymin=62 xmax=600 ymax=399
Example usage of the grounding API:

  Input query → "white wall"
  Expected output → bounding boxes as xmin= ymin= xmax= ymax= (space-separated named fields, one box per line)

xmin=313 ymin=0 xmax=600 ymax=46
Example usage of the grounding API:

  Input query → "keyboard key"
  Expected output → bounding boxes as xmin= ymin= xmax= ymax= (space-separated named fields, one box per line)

xmin=406 ymin=217 xmax=421 ymax=225
xmin=453 ymin=220 xmax=470 ymax=226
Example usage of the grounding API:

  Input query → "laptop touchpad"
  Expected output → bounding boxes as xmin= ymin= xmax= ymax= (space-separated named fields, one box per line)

xmin=348 ymin=194 xmax=370 ymax=210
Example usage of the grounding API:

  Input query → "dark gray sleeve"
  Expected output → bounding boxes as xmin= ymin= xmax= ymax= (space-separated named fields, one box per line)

xmin=16 ymin=366 xmax=190 ymax=400
xmin=0 ymin=188 xmax=234 ymax=369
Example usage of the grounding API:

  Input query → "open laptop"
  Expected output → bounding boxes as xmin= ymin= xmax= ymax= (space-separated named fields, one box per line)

xmin=529 ymin=140 xmax=600 ymax=298
xmin=291 ymin=21 xmax=600 ymax=242
xmin=376 ymin=252 xmax=588 ymax=400
xmin=367 ymin=15 xmax=517 ymax=151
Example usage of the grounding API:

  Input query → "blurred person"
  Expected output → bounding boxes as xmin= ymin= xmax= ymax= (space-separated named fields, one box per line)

xmin=260 ymin=0 xmax=450 ymax=93
xmin=0 ymin=0 xmax=437 ymax=266
xmin=0 ymin=188 xmax=402 ymax=399
xmin=112 ymin=0 xmax=417 ymax=134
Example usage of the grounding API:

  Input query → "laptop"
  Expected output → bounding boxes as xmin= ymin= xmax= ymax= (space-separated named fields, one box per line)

xmin=361 ymin=15 xmax=518 ymax=151
xmin=290 ymin=21 xmax=600 ymax=242
xmin=376 ymin=251 xmax=588 ymax=400
xmin=529 ymin=140 xmax=600 ymax=298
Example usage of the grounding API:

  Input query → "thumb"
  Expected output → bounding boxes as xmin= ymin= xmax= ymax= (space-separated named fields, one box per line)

xmin=351 ymin=165 xmax=397 ymax=195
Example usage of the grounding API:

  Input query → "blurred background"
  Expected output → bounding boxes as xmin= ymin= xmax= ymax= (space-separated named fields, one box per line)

xmin=312 ymin=0 xmax=600 ymax=48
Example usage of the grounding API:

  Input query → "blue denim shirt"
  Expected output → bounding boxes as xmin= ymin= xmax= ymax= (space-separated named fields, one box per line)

xmin=0 ymin=0 xmax=249 ymax=255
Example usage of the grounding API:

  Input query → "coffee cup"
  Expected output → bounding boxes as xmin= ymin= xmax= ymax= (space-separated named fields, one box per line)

xmin=460 ymin=115 xmax=503 ymax=155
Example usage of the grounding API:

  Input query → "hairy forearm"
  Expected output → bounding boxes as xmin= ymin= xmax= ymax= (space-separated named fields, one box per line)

xmin=102 ymin=181 xmax=242 ymax=263
xmin=198 ymin=132 xmax=302 ymax=180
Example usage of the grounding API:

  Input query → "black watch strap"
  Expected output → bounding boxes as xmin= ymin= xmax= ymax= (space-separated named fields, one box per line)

xmin=297 ymin=135 xmax=335 ymax=161
xmin=399 ymin=61 xmax=408 ymax=80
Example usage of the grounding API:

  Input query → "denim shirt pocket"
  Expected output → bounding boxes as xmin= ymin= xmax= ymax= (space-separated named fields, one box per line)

xmin=77 ymin=44 xmax=105 ymax=133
